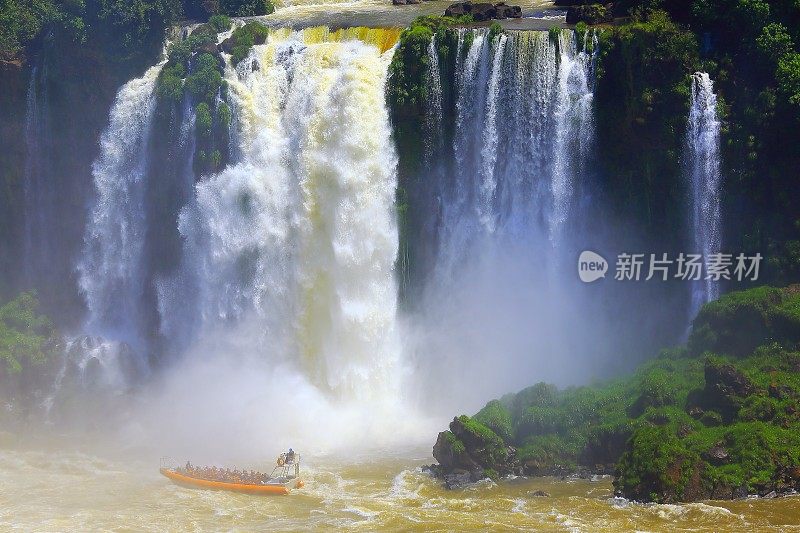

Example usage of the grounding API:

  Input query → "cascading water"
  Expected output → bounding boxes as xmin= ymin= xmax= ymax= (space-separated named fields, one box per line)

xmin=78 ymin=63 xmax=163 ymax=354
xmin=22 ymin=64 xmax=52 ymax=288
xmin=687 ymin=72 xmax=722 ymax=316
xmin=410 ymin=29 xmax=601 ymax=409
xmin=432 ymin=29 xmax=597 ymax=280
xmin=157 ymin=28 xmax=402 ymax=402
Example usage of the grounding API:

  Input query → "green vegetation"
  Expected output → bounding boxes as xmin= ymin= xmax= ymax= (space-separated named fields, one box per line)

xmin=594 ymin=10 xmax=699 ymax=238
xmin=388 ymin=15 xmax=473 ymax=110
xmin=591 ymin=0 xmax=800 ymax=275
xmin=153 ymin=19 xmax=266 ymax=175
xmin=185 ymin=53 xmax=223 ymax=101
xmin=442 ymin=286 xmax=800 ymax=501
xmin=488 ymin=22 xmax=503 ymax=42
xmin=0 ymin=292 xmax=53 ymax=374
xmin=208 ymin=14 xmax=232 ymax=33
xmin=228 ymin=21 xmax=269 ymax=66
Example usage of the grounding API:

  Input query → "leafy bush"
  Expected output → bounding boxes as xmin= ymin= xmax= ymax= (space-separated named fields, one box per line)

xmin=222 ymin=0 xmax=274 ymax=16
xmin=777 ymin=53 xmax=800 ymax=106
xmin=208 ymin=14 xmax=232 ymax=32
xmin=229 ymin=21 xmax=268 ymax=65
xmin=0 ymin=292 xmax=53 ymax=374
xmin=755 ymin=23 xmax=794 ymax=66
xmin=217 ymin=101 xmax=231 ymax=127
xmin=157 ymin=62 xmax=186 ymax=101
xmin=195 ymin=101 xmax=212 ymax=136
xmin=185 ymin=53 xmax=222 ymax=101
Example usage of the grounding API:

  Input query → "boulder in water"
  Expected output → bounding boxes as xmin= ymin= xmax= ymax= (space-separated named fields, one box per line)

xmin=565 ymin=3 xmax=612 ymax=24
xmin=443 ymin=1 xmax=521 ymax=19
xmin=432 ymin=415 xmax=519 ymax=488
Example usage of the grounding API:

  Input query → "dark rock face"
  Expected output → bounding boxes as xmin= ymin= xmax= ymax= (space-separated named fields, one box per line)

xmin=701 ymin=360 xmax=757 ymax=420
xmin=219 ymin=37 xmax=235 ymax=55
xmin=704 ymin=444 xmax=730 ymax=465
xmin=495 ymin=2 xmax=522 ymax=18
xmin=565 ymin=3 xmax=613 ymax=24
xmin=443 ymin=2 xmax=522 ymax=19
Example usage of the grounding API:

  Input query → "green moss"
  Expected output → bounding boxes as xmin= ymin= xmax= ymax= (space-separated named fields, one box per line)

xmin=688 ymin=286 xmax=799 ymax=357
xmin=444 ymin=430 xmax=466 ymax=455
xmin=388 ymin=15 xmax=474 ymax=110
xmin=614 ymin=425 xmax=700 ymax=502
xmin=474 ymin=399 xmax=513 ymax=442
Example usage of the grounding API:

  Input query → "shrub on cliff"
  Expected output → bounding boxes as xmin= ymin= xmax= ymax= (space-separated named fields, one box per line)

xmin=226 ymin=21 xmax=269 ymax=65
xmin=388 ymin=15 xmax=472 ymax=110
xmin=0 ymin=292 xmax=53 ymax=374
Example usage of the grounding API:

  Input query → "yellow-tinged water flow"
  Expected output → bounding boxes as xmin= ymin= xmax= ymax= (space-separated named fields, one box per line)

xmin=266 ymin=26 xmax=401 ymax=53
xmin=2 ymin=445 xmax=799 ymax=532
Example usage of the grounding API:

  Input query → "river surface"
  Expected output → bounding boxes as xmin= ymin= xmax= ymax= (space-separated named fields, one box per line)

xmin=259 ymin=0 xmax=566 ymax=30
xmin=1 ymin=442 xmax=799 ymax=532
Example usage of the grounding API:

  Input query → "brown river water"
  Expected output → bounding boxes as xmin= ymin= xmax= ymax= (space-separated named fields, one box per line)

xmin=2 ymin=442 xmax=798 ymax=532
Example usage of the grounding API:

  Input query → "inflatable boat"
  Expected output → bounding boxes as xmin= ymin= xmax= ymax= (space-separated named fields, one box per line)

xmin=160 ymin=453 xmax=304 ymax=495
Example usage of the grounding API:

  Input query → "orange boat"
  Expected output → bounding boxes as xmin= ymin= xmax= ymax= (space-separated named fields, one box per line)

xmin=160 ymin=453 xmax=304 ymax=495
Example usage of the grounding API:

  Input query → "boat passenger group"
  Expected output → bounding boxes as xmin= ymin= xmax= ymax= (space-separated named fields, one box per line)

xmin=176 ymin=449 xmax=297 ymax=484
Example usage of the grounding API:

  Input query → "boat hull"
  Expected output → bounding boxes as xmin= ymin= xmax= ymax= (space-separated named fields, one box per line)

xmin=160 ymin=468 xmax=301 ymax=495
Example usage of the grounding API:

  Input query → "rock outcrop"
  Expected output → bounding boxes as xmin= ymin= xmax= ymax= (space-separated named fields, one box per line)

xmin=443 ymin=2 xmax=522 ymax=20
xmin=565 ymin=3 xmax=613 ymax=24
xmin=431 ymin=415 xmax=519 ymax=488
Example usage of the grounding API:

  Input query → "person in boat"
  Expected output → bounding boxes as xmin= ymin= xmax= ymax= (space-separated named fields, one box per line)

xmin=286 ymin=448 xmax=295 ymax=464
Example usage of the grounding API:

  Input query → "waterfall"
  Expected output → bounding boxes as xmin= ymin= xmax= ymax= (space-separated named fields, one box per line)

xmin=433 ymin=29 xmax=597 ymax=279
xmin=158 ymin=29 xmax=401 ymax=401
xmin=550 ymin=31 xmax=595 ymax=245
xmin=78 ymin=63 xmax=163 ymax=353
xmin=424 ymin=35 xmax=443 ymax=165
xmin=687 ymin=72 xmax=722 ymax=315
xmin=22 ymin=64 xmax=51 ymax=287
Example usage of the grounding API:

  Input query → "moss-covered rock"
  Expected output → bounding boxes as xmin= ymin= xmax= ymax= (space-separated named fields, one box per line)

xmin=432 ymin=415 xmax=518 ymax=485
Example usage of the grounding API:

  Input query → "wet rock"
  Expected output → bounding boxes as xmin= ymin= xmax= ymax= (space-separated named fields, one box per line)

xmin=733 ymin=484 xmax=749 ymax=499
xmin=688 ymin=405 xmax=704 ymax=419
xmin=393 ymin=0 xmax=408 ymax=4
xmin=443 ymin=469 xmax=474 ymax=489
xmin=443 ymin=1 xmax=521 ymax=19
xmin=219 ymin=37 xmax=235 ymax=54
xmin=703 ymin=444 xmax=730 ymax=465
xmin=529 ymin=489 xmax=551 ymax=497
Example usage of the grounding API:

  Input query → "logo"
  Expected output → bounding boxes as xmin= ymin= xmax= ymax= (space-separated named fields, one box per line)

xmin=578 ymin=250 xmax=608 ymax=283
